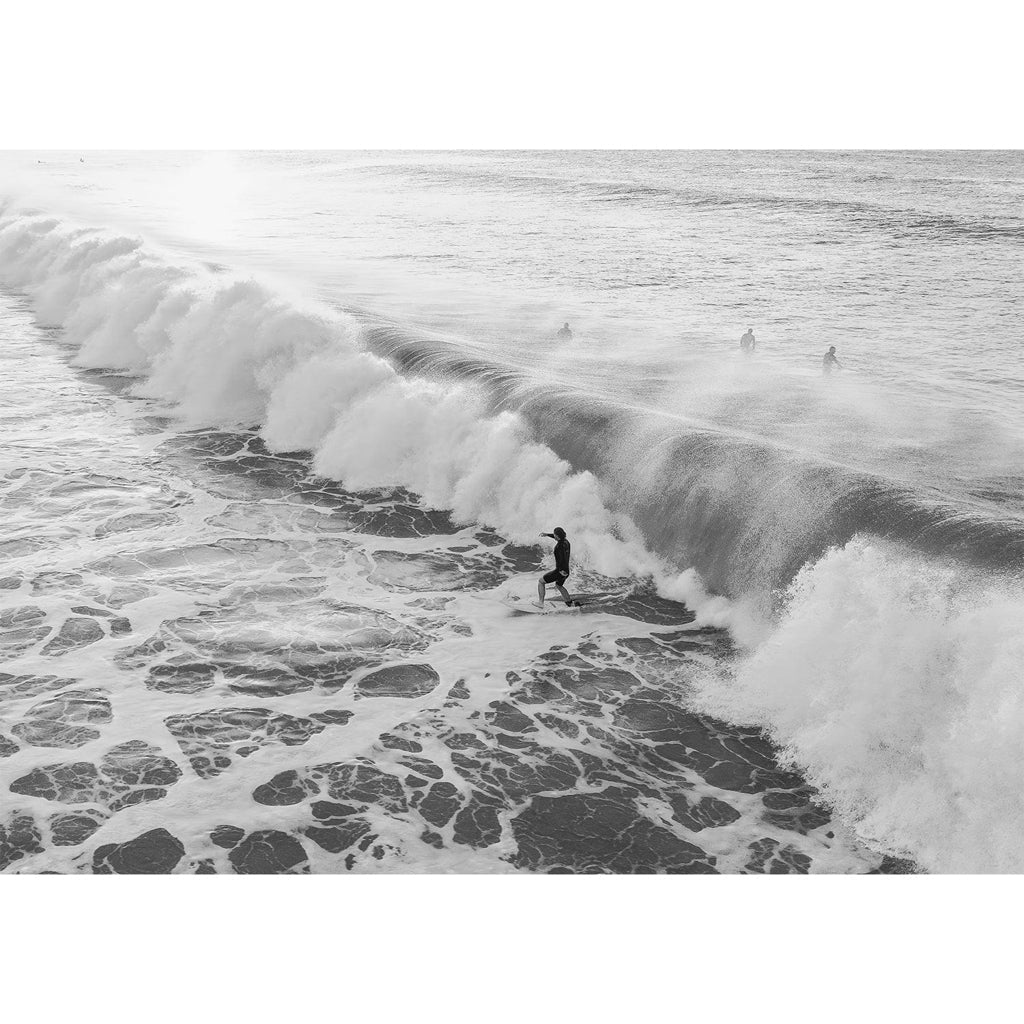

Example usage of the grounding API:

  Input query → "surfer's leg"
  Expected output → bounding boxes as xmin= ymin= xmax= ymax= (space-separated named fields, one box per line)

xmin=555 ymin=583 xmax=571 ymax=604
xmin=539 ymin=569 xmax=562 ymax=607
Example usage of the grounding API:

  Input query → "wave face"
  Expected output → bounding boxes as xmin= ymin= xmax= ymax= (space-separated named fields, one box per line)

xmin=3 ymin=194 xmax=1024 ymax=873
xmin=366 ymin=324 xmax=1024 ymax=605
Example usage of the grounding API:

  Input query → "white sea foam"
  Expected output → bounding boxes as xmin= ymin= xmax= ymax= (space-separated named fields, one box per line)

xmin=692 ymin=539 xmax=1024 ymax=872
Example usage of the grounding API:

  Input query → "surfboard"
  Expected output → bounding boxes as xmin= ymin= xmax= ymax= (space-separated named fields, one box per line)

xmin=501 ymin=590 xmax=623 ymax=614
xmin=503 ymin=592 xmax=582 ymax=614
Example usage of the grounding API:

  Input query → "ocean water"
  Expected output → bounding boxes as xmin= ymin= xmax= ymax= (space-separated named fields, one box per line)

xmin=0 ymin=150 xmax=1021 ymax=874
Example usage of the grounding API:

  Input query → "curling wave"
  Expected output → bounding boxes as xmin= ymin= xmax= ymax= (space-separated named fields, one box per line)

xmin=365 ymin=322 xmax=1024 ymax=604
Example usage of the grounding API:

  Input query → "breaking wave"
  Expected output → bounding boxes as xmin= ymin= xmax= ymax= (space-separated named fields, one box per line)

xmin=693 ymin=540 xmax=1024 ymax=872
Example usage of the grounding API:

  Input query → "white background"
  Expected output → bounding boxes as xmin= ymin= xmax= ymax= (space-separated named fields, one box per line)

xmin=2 ymin=2 xmax=1022 ymax=1021
xmin=2 ymin=0 xmax=1020 ymax=148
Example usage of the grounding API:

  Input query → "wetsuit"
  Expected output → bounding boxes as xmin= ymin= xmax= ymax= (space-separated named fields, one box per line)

xmin=543 ymin=538 xmax=571 ymax=586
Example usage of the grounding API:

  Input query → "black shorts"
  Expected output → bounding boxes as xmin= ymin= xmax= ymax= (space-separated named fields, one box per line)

xmin=543 ymin=569 xmax=569 ymax=585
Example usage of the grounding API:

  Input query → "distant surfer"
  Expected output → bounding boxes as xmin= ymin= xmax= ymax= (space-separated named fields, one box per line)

xmin=823 ymin=345 xmax=843 ymax=374
xmin=537 ymin=527 xmax=574 ymax=609
xmin=739 ymin=328 xmax=756 ymax=354
xmin=557 ymin=322 xmax=573 ymax=341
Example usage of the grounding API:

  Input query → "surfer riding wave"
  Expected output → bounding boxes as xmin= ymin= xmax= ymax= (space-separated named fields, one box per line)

xmin=538 ymin=527 xmax=576 ymax=608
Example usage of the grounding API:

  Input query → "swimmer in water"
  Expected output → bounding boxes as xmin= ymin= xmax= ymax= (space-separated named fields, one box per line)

xmin=823 ymin=346 xmax=843 ymax=374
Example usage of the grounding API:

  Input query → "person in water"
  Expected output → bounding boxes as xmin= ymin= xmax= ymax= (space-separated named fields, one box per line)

xmin=823 ymin=345 xmax=843 ymax=374
xmin=556 ymin=322 xmax=573 ymax=341
xmin=739 ymin=328 xmax=756 ymax=353
xmin=538 ymin=527 xmax=574 ymax=608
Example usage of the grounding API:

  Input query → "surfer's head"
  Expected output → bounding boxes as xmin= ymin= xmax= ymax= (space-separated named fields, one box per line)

xmin=553 ymin=527 xmax=566 ymax=539
xmin=828 ymin=346 xmax=836 ymax=353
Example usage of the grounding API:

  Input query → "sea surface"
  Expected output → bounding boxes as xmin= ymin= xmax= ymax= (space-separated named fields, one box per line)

xmin=0 ymin=150 xmax=1021 ymax=873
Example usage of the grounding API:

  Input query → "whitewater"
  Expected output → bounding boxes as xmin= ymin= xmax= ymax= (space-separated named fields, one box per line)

xmin=1 ymin=151 xmax=1022 ymax=873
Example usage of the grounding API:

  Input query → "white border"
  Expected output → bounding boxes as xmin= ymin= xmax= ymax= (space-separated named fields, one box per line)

xmin=4 ymin=878 xmax=1024 ymax=1021
xmin=0 ymin=0 xmax=1021 ymax=148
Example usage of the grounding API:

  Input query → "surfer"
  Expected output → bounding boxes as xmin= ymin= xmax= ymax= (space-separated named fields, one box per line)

xmin=538 ymin=527 xmax=574 ymax=608
xmin=823 ymin=345 xmax=843 ymax=374
xmin=557 ymin=322 xmax=573 ymax=341
xmin=739 ymin=328 xmax=756 ymax=353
